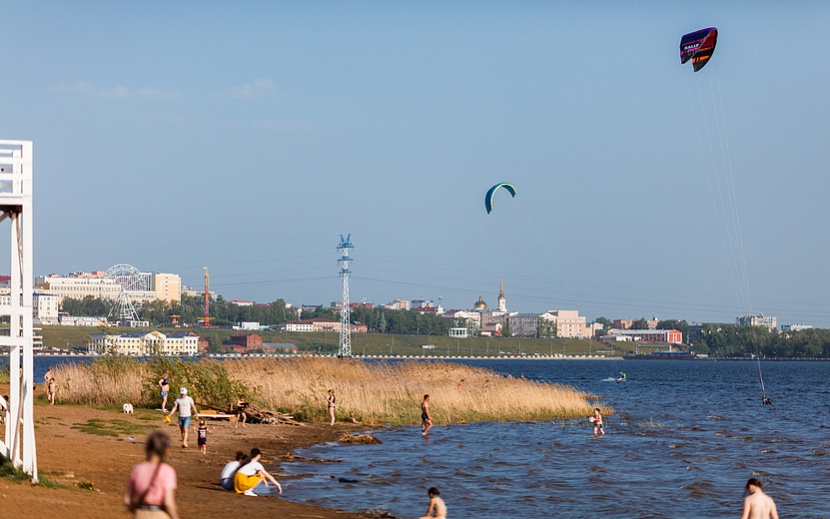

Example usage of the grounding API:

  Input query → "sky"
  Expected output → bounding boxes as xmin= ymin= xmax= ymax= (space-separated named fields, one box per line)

xmin=1 ymin=1 xmax=829 ymax=326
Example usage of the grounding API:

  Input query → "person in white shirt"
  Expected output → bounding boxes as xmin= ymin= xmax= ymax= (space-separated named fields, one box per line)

xmin=219 ymin=451 xmax=247 ymax=491
xmin=167 ymin=387 xmax=199 ymax=448
xmin=233 ymin=448 xmax=282 ymax=497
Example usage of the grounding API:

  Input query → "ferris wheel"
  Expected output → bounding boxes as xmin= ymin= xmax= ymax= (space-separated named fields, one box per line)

xmin=105 ymin=263 xmax=147 ymax=324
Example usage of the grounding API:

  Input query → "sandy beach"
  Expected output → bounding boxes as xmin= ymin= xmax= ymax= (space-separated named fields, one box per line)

xmin=1 ymin=397 xmax=371 ymax=519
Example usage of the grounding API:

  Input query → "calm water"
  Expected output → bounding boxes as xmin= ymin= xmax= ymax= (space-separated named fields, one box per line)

xmin=278 ymin=360 xmax=830 ymax=518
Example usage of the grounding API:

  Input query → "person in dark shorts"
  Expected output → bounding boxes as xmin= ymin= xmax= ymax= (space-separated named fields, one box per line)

xmin=193 ymin=419 xmax=212 ymax=455
xmin=234 ymin=395 xmax=249 ymax=429
xmin=421 ymin=395 xmax=433 ymax=436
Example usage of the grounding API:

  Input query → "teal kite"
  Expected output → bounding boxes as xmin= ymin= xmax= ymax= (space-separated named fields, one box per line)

xmin=484 ymin=183 xmax=516 ymax=214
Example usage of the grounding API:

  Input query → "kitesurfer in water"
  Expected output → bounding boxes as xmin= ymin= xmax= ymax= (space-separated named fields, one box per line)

xmin=617 ymin=371 xmax=626 ymax=382
xmin=762 ymin=397 xmax=772 ymax=405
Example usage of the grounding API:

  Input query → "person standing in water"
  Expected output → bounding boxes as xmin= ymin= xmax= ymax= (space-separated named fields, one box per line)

xmin=590 ymin=407 xmax=605 ymax=436
xmin=419 ymin=487 xmax=447 ymax=519
xmin=421 ymin=395 xmax=433 ymax=436
xmin=740 ymin=478 xmax=779 ymax=519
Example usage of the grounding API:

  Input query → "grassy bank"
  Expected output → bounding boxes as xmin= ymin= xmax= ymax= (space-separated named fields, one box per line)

xmin=38 ymin=325 xmax=628 ymax=356
xmin=54 ymin=357 xmax=610 ymax=425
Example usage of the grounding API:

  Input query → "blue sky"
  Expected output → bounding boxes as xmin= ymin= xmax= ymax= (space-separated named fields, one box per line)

xmin=2 ymin=2 xmax=829 ymax=326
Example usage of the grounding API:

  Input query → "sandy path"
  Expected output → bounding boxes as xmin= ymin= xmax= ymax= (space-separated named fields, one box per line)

xmin=1 ymin=400 xmax=375 ymax=519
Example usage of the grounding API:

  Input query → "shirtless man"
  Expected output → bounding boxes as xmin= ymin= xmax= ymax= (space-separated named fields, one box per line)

xmin=421 ymin=395 xmax=433 ymax=437
xmin=740 ymin=478 xmax=779 ymax=519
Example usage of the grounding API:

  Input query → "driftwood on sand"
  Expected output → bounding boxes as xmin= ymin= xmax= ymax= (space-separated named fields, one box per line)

xmin=197 ymin=401 xmax=304 ymax=426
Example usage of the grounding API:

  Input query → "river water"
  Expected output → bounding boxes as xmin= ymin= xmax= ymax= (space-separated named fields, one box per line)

xmin=278 ymin=360 xmax=830 ymax=518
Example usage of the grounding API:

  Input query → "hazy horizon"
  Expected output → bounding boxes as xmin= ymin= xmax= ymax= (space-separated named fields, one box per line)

xmin=2 ymin=2 xmax=828 ymax=326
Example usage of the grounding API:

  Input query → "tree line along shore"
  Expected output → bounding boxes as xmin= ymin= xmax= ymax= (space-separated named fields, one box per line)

xmin=52 ymin=357 xmax=610 ymax=424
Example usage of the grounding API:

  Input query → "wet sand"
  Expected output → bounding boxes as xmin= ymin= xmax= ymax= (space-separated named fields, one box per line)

xmin=1 ymin=397 xmax=372 ymax=519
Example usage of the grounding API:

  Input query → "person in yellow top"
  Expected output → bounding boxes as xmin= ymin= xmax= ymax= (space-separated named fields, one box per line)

xmin=234 ymin=448 xmax=282 ymax=497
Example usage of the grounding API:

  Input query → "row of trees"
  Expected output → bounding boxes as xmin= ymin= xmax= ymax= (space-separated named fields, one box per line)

xmin=60 ymin=295 xmax=455 ymax=336
xmin=693 ymin=323 xmax=830 ymax=358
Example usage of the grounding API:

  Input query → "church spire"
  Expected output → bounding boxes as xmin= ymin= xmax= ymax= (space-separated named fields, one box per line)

xmin=498 ymin=278 xmax=506 ymax=312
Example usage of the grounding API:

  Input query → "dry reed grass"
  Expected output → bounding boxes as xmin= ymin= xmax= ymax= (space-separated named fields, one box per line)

xmin=223 ymin=357 xmax=610 ymax=424
xmin=55 ymin=357 xmax=150 ymax=406
xmin=55 ymin=357 xmax=611 ymax=424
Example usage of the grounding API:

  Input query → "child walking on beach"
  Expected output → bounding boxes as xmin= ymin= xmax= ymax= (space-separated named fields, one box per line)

xmin=194 ymin=419 xmax=212 ymax=455
xmin=590 ymin=407 xmax=604 ymax=436
xmin=419 ymin=487 xmax=447 ymax=519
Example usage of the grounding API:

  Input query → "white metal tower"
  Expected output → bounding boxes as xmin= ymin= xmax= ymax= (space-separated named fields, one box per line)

xmin=0 ymin=140 xmax=37 ymax=481
xmin=337 ymin=234 xmax=354 ymax=358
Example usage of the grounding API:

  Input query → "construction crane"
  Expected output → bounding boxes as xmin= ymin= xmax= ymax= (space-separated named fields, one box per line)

xmin=199 ymin=266 xmax=213 ymax=327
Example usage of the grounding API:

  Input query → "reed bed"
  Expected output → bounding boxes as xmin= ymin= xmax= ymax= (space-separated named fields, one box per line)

xmin=55 ymin=357 xmax=611 ymax=425
xmin=223 ymin=357 xmax=610 ymax=424
xmin=55 ymin=357 xmax=150 ymax=406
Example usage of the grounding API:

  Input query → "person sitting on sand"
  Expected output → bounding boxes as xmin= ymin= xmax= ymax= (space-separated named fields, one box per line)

xmin=159 ymin=373 xmax=170 ymax=412
xmin=590 ymin=407 xmax=604 ymax=436
xmin=740 ymin=478 xmax=778 ymax=519
xmin=234 ymin=395 xmax=248 ymax=429
xmin=47 ymin=378 xmax=58 ymax=405
xmin=421 ymin=395 xmax=433 ymax=437
xmin=327 ymin=389 xmax=336 ymax=426
xmin=125 ymin=430 xmax=179 ymax=519
xmin=233 ymin=448 xmax=282 ymax=497
xmin=419 ymin=487 xmax=447 ymax=519
xmin=220 ymin=451 xmax=247 ymax=491
xmin=167 ymin=388 xmax=199 ymax=448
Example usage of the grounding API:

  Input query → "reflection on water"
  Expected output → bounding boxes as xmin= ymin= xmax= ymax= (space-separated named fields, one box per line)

xmin=280 ymin=360 xmax=830 ymax=518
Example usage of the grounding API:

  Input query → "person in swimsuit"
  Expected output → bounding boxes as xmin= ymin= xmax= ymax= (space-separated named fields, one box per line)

xmin=158 ymin=373 xmax=170 ymax=412
xmin=419 ymin=487 xmax=447 ymax=519
xmin=234 ymin=395 xmax=248 ymax=429
xmin=326 ymin=389 xmax=336 ymax=426
xmin=43 ymin=367 xmax=54 ymax=393
xmin=591 ymin=407 xmax=605 ymax=436
xmin=47 ymin=378 xmax=58 ymax=405
xmin=740 ymin=478 xmax=779 ymax=519
xmin=421 ymin=395 xmax=433 ymax=437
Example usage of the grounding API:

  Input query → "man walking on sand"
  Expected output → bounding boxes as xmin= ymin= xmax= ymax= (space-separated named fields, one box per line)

xmin=168 ymin=387 xmax=199 ymax=448
xmin=740 ymin=478 xmax=779 ymax=519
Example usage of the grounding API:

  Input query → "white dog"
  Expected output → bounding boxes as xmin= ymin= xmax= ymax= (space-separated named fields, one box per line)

xmin=123 ymin=403 xmax=134 ymax=414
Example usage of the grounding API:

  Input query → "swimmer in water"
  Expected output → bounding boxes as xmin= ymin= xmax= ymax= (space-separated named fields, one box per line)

xmin=419 ymin=487 xmax=447 ymax=519
xmin=740 ymin=478 xmax=778 ymax=519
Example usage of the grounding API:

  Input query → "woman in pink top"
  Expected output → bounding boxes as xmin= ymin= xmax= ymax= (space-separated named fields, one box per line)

xmin=125 ymin=430 xmax=179 ymax=519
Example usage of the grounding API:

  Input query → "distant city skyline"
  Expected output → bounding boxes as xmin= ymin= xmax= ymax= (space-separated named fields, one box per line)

xmin=2 ymin=3 xmax=829 ymax=326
